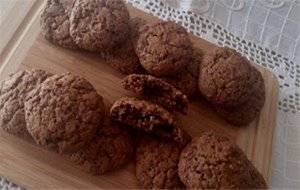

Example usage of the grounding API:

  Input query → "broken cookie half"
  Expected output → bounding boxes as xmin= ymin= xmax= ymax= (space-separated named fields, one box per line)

xmin=110 ymin=97 xmax=190 ymax=146
xmin=122 ymin=74 xmax=188 ymax=114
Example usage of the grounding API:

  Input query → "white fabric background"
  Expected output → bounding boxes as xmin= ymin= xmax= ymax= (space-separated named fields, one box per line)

xmin=163 ymin=0 xmax=300 ymax=64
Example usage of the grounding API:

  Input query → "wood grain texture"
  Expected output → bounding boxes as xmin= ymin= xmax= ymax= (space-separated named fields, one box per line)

xmin=0 ymin=5 xmax=279 ymax=189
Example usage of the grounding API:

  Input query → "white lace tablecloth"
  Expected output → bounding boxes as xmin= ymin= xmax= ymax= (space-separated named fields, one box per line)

xmin=1 ymin=0 xmax=299 ymax=189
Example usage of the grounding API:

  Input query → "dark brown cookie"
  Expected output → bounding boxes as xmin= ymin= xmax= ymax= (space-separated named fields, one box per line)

xmin=41 ymin=0 xmax=78 ymax=49
xmin=135 ymin=135 xmax=185 ymax=189
xmin=162 ymin=70 xmax=199 ymax=100
xmin=122 ymin=74 xmax=188 ymax=114
xmin=25 ymin=73 xmax=105 ymax=154
xmin=129 ymin=17 xmax=147 ymax=48
xmin=104 ymin=20 xmax=145 ymax=75
xmin=105 ymin=38 xmax=144 ymax=75
xmin=135 ymin=21 xmax=193 ymax=77
xmin=0 ymin=70 xmax=52 ymax=138
xmin=69 ymin=123 xmax=133 ymax=175
xmin=178 ymin=131 xmax=256 ymax=189
xmin=214 ymin=68 xmax=265 ymax=126
xmin=110 ymin=97 xmax=190 ymax=145
xmin=60 ymin=0 xmax=76 ymax=16
xmin=244 ymin=158 xmax=268 ymax=189
xmin=199 ymin=47 xmax=255 ymax=107
xmin=69 ymin=0 xmax=130 ymax=52
xmin=162 ymin=47 xmax=203 ymax=99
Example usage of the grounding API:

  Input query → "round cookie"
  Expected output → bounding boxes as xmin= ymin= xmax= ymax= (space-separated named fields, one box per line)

xmin=178 ymin=131 xmax=253 ymax=189
xmin=129 ymin=17 xmax=147 ymax=48
xmin=162 ymin=70 xmax=199 ymax=100
xmin=214 ymin=68 xmax=265 ymax=126
xmin=247 ymin=159 xmax=267 ymax=189
xmin=0 ymin=70 xmax=52 ymax=138
xmin=105 ymin=36 xmax=144 ymax=75
xmin=135 ymin=135 xmax=185 ymax=189
xmin=162 ymin=47 xmax=203 ymax=99
xmin=69 ymin=0 xmax=130 ymax=52
xmin=198 ymin=47 xmax=255 ymax=107
xmin=135 ymin=21 xmax=193 ymax=77
xmin=41 ymin=0 xmax=78 ymax=49
xmin=25 ymin=73 xmax=105 ymax=154
xmin=110 ymin=97 xmax=191 ymax=145
xmin=69 ymin=123 xmax=133 ymax=175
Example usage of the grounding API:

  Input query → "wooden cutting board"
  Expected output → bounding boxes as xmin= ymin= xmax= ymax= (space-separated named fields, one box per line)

xmin=0 ymin=4 xmax=279 ymax=189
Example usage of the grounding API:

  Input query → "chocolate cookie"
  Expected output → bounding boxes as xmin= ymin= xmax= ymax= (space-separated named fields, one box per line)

xmin=129 ymin=17 xmax=147 ymax=48
xmin=105 ymin=39 xmax=144 ymax=74
xmin=25 ymin=73 xmax=105 ymax=153
xmin=41 ymin=0 xmax=78 ymax=49
xmin=178 ymin=131 xmax=255 ymax=189
xmin=162 ymin=47 xmax=203 ymax=99
xmin=135 ymin=21 xmax=193 ymax=77
xmin=0 ymin=70 xmax=52 ymax=138
xmin=162 ymin=70 xmax=199 ymax=100
xmin=104 ymin=20 xmax=145 ymax=75
xmin=69 ymin=0 xmax=130 ymax=52
xmin=110 ymin=97 xmax=190 ymax=145
xmin=69 ymin=123 xmax=133 ymax=175
xmin=214 ymin=68 xmax=265 ymax=126
xmin=247 ymin=159 xmax=267 ymax=189
xmin=199 ymin=47 xmax=255 ymax=107
xmin=122 ymin=74 xmax=188 ymax=114
xmin=135 ymin=135 xmax=185 ymax=189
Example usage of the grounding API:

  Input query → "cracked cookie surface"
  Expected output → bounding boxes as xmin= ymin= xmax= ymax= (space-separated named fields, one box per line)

xmin=162 ymin=47 xmax=203 ymax=99
xmin=25 ymin=73 xmax=105 ymax=154
xmin=178 ymin=131 xmax=254 ymax=189
xmin=0 ymin=70 xmax=52 ymax=138
xmin=110 ymin=97 xmax=190 ymax=145
xmin=70 ymin=0 xmax=130 ymax=51
xmin=135 ymin=21 xmax=193 ymax=77
xmin=199 ymin=47 xmax=255 ymax=107
xmin=135 ymin=135 xmax=185 ymax=189
xmin=214 ymin=68 xmax=265 ymax=126
xmin=104 ymin=17 xmax=148 ymax=75
xmin=41 ymin=0 xmax=78 ymax=49
xmin=122 ymin=74 xmax=188 ymax=114
xmin=69 ymin=123 xmax=133 ymax=175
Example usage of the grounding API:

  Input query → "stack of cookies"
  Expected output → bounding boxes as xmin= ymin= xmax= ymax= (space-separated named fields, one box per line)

xmin=0 ymin=69 xmax=134 ymax=175
xmin=198 ymin=47 xmax=266 ymax=126
xmin=40 ymin=0 xmax=202 ymax=99
xmin=111 ymin=74 xmax=190 ymax=189
xmin=0 ymin=70 xmax=267 ymax=189
xmin=109 ymin=74 xmax=267 ymax=189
